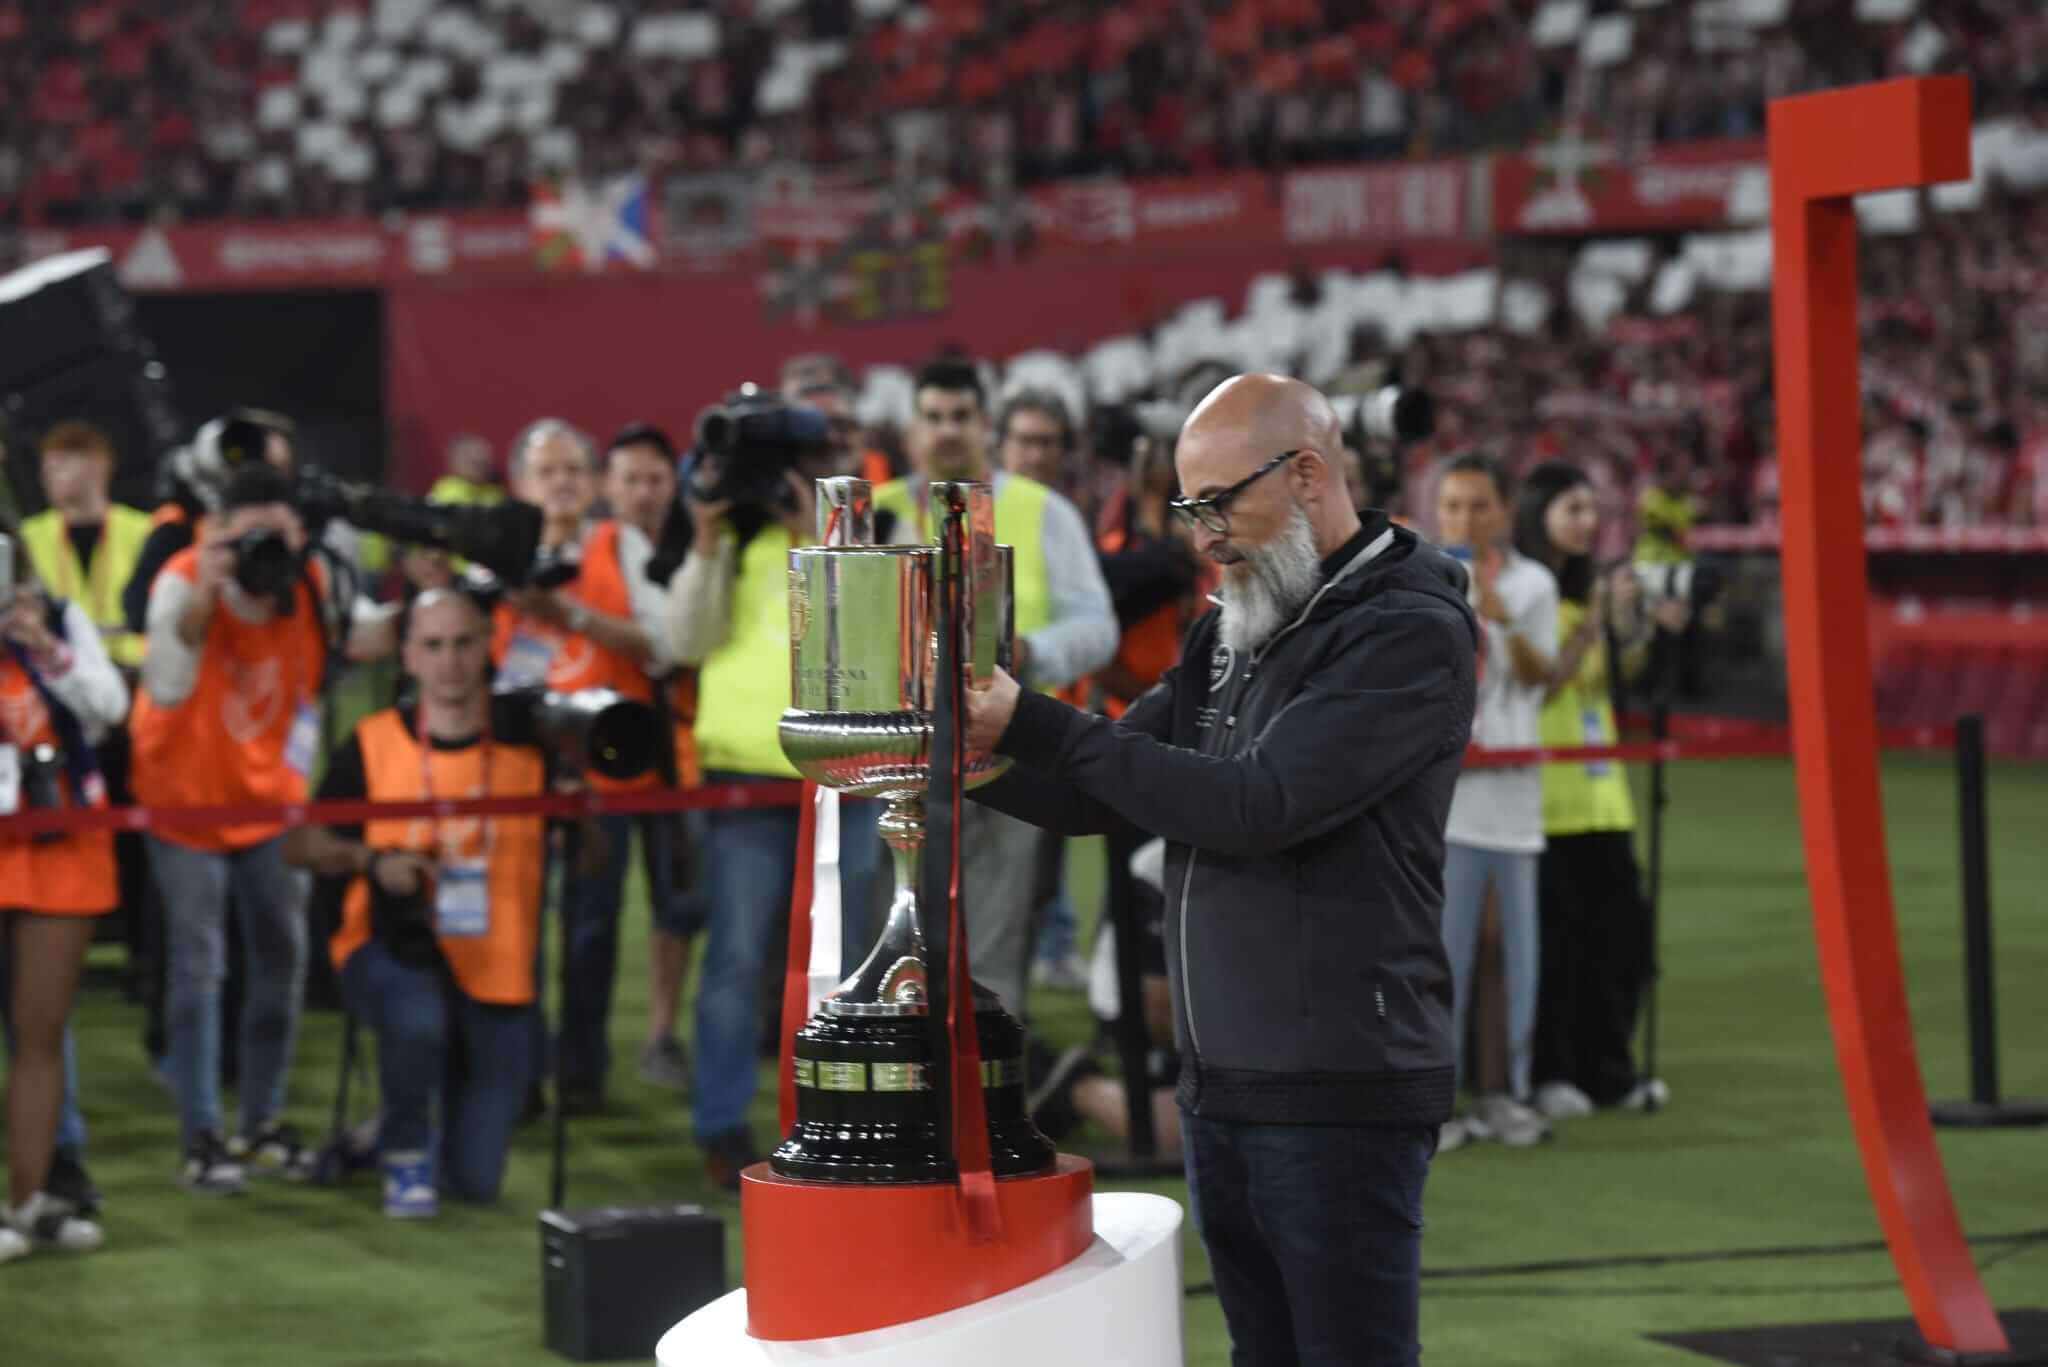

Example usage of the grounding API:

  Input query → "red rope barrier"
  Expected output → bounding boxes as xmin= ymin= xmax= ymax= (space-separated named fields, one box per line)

xmin=0 ymin=719 xmax=1957 ymax=836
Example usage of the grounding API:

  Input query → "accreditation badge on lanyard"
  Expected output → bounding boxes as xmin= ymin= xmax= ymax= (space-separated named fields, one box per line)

xmin=1582 ymin=707 xmax=1611 ymax=778
xmin=500 ymin=629 xmax=555 ymax=690
xmin=421 ymin=717 xmax=494 ymax=940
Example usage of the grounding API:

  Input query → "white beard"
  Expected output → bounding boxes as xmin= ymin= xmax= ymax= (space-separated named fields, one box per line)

xmin=1217 ymin=505 xmax=1321 ymax=655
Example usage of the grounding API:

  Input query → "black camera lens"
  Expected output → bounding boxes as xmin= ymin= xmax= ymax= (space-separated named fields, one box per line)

xmin=231 ymin=528 xmax=300 ymax=599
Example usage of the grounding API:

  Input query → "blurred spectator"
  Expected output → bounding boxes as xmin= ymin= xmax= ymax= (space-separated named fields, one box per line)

xmin=0 ymin=523 xmax=128 ymax=1259
xmin=426 ymin=436 xmax=504 ymax=509
xmin=25 ymin=422 xmax=150 ymax=670
xmin=489 ymin=419 xmax=670 ymax=1113
xmin=874 ymin=358 xmax=1116 ymax=1019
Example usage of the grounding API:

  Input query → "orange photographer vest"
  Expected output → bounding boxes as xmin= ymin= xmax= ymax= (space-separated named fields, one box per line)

xmin=329 ymin=708 xmax=548 ymax=1005
xmin=0 ymin=657 xmax=116 ymax=915
xmin=490 ymin=520 xmax=657 ymax=793
xmin=128 ymin=549 xmax=330 ymax=851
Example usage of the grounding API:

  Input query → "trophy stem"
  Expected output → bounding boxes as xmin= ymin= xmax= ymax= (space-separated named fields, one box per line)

xmin=826 ymin=796 xmax=931 ymax=1015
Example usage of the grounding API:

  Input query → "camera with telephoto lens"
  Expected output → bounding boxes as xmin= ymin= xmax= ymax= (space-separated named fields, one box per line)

xmin=293 ymin=467 xmax=568 ymax=590
xmin=490 ymin=685 xmax=662 ymax=782
xmin=690 ymin=385 xmax=833 ymax=512
xmin=1632 ymin=560 xmax=1723 ymax=609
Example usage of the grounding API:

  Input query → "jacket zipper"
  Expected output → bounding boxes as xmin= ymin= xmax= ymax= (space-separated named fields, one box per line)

xmin=1178 ymin=849 xmax=1203 ymax=1061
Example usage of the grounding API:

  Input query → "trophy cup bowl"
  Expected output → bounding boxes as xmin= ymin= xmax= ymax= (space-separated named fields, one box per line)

xmin=770 ymin=481 xmax=1056 ymax=1184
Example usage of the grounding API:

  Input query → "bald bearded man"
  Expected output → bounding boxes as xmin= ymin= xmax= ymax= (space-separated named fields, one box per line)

xmin=966 ymin=375 xmax=1478 ymax=1367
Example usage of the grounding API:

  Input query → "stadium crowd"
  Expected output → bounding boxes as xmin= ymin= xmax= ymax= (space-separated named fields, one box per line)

xmin=1 ymin=0 xmax=2042 ymax=224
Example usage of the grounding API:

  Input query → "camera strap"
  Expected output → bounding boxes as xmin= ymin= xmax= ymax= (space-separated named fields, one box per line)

xmin=4 ymin=623 xmax=107 ymax=810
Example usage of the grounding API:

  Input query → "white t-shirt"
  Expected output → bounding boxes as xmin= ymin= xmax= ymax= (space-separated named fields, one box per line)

xmin=1446 ymin=550 xmax=1559 ymax=855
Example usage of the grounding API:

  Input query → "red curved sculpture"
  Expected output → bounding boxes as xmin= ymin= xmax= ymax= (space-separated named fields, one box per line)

xmin=1768 ymin=76 xmax=2009 ymax=1356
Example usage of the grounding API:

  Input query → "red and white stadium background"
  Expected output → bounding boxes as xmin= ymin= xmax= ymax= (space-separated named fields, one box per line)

xmin=6 ymin=140 xmax=1764 ymax=486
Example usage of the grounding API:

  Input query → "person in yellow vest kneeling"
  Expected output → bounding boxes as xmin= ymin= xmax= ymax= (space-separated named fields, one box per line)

xmin=286 ymin=588 xmax=550 ymax=1218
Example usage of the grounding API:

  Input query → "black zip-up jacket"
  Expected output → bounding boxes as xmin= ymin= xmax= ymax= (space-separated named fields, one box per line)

xmin=977 ymin=519 xmax=1478 ymax=1127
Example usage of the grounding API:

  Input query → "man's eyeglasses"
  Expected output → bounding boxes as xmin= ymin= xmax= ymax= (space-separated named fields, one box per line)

xmin=1167 ymin=451 xmax=1299 ymax=534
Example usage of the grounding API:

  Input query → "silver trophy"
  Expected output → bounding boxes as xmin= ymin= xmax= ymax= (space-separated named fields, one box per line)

xmin=772 ymin=478 xmax=1053 ymax=1183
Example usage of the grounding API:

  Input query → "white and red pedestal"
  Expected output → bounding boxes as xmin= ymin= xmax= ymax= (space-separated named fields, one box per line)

xmin=657 ymin=1158 xmax=1183 ymax=1365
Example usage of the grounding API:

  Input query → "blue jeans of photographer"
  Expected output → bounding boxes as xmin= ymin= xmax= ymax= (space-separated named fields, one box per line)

xmin=341 ymin=940 xmax=533 ymax=1201
xmin=148 ymin=835 xmax=308 ymax=1144
xmin=693 ymin=775 xmax=880 ymax=1145
xmin=1183 ymin=1114 xmax=1435 ymax=1366
xmin=556 ymin=812 xmax=695 ymax=1093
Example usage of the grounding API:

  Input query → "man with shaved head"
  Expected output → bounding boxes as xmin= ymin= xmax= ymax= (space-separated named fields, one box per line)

xmin=288 ymin=587 xmax=552 ymax=1218
xmin=967 ymin=374 xmax=1479 ymax=1366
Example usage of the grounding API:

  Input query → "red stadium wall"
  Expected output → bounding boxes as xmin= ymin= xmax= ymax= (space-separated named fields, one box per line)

xmin=380 ymin=238 xmax=1490 ymax=490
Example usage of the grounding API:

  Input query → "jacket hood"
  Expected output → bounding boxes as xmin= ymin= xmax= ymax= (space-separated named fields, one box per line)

xmin=1310 ymin=522 xmax=1479 ymax=644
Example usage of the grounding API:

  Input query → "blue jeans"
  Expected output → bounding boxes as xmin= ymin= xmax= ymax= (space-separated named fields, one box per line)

xmin=556 ymin=812 xmax=672 ymax=1091
xmin=1441 ymin=842 xmax=1541 ymax=1099
xmin=148 ymin=836 xmax=307 ymax=1144
xmin=340 ymin=940 xmax=533 ymax=1201
xmin=1183 ymin=1113 xmax=1435 ymax=1367
xmin=694 ymin=776 xmax=880 ymax=1142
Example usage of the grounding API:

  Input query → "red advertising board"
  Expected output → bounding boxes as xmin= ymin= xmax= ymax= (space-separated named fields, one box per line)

xmin=1493 ymin=134 xmax=1765 ymax=234
xmin=8 ymin=159 xmax=1474 ymax=297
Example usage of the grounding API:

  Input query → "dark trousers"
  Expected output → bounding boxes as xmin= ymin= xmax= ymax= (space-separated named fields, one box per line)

xmin=1182 ymin=1113 xmax=1434 ymax=1367
xmin=556 ymin=813 xmax=666 ymax=1092
xmin=340 ymin=941 xmax=533 ymax=1201
xmin=1533 ymin=830 xmax=1653 ymax=1105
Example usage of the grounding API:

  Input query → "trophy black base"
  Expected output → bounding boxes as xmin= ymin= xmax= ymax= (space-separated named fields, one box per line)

xmin=772 ymin=1005 xmax=1056 ymax=1183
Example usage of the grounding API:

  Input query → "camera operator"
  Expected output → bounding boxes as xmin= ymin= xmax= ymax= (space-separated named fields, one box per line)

xmin=780 ymin=353 xmax=883 ymax=486
xmin=130 ymin=463 xmax=397 ymax=1197
xmin=598 ymin=422 xmax=702 ymax=1092
xmin=874 ymin=360 xmax=1117 ymax=1019
xmin=662 ymin=395 xmax=884 ymax=1189
xmin=490 ymin=418 xmax=670 ymax=1112
xmin=0 ymin=523 xmax=128 ymax=1260
xmin=1433 ymin=454 xmax=1558 ymax=1152
xmin=120 ymin=410 xmax=295 ymax=640
xmin=284 ymin=588 xmax=549 ymax=1217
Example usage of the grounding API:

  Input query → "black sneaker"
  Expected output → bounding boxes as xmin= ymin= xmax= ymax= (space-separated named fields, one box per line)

xmin=179 ymin=1132 xmax=247 ymax=1197
xmin=700 ymin=1130 xmax=762 ymax=1193
xmin=45 ymin=1151 xmax=101 ymax=1217
xmin=232 ymin=1123 xmax=315 ymax=1182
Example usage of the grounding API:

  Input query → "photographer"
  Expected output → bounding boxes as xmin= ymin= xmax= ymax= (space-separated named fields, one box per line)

xmin=598 ymin=422 xmax=701 ymax=1091
xmin=0 ymin=524 xmax=128 ymax=1260
xmin=130 ymin=463 xmax=396 ymax=1196
xmin=284 ymin=589 xmax=548 ymax=1217
xmin=662 ymin=396 xmax=883 ymax=1189
xmin=120 ymin=410 xmax=295 ymax=639
xmin=490 ymin=418 xmax=670 ymax=1111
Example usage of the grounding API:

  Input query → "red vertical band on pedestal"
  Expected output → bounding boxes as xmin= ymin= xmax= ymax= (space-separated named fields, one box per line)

xmin=939 ymin=511 xmax=1001 ymax=1243
xmin=778 ymin=780 xmax=820 ymax=1138
xmin=1768 ymin=76 xmax=2005 ymax=1355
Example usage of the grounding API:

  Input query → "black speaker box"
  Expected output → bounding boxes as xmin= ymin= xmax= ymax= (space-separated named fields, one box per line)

xmin=540 ymin=1203 xmax=727 ymax=1362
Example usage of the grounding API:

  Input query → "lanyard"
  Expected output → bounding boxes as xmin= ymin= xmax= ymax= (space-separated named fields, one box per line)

xmin=415 ymin=699 xmax=495 ymax=867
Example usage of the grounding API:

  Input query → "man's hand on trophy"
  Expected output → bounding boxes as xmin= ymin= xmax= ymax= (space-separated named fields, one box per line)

xmin=964 ymin=665 xmax=1023 ymax=754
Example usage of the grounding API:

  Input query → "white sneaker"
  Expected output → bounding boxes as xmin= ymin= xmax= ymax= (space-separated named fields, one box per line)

xmin=0 ymin=1226 xmax=28 ymax=1265
xmin=1618 ymin=1078 xmax=1670 ymax=1111
xmin=10 ymin=1193 xmax=104 ymax=1253
xmin=1437 ymin=1118 xmax=1469 ymax=1154
xmin=1534 ymin=1082 xmax=1595 ymax=1120
xmin=1466 ymin=1093 xmax=1552 ymax=1147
